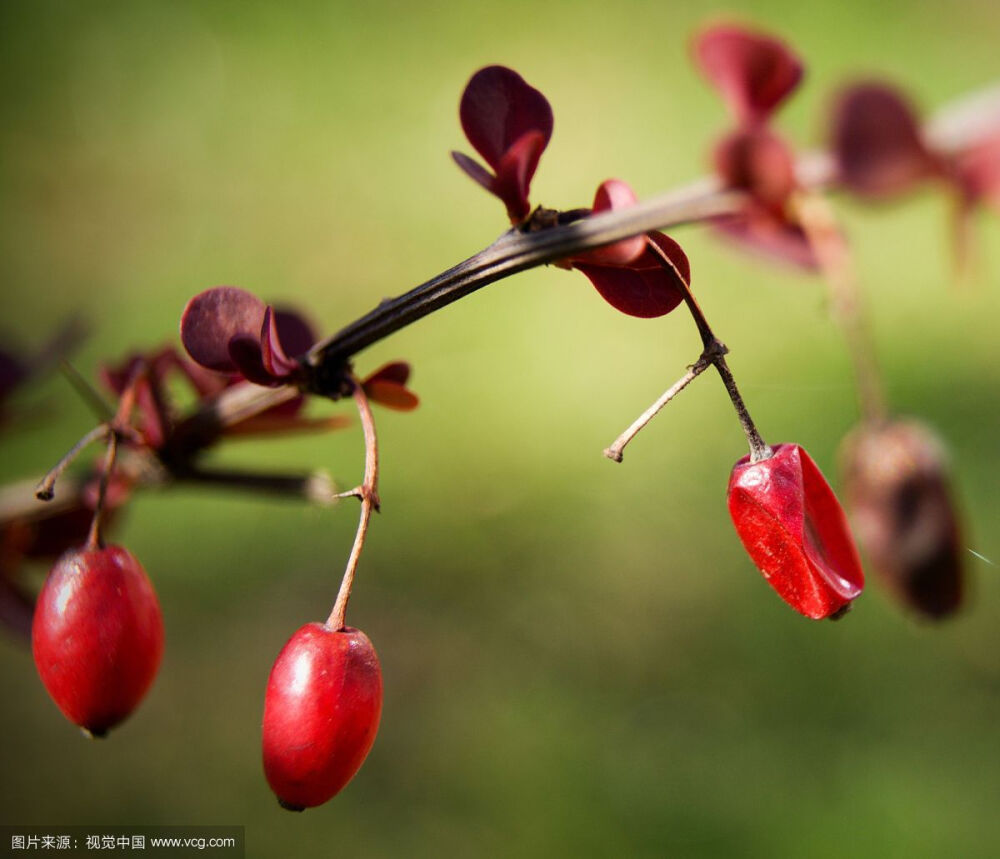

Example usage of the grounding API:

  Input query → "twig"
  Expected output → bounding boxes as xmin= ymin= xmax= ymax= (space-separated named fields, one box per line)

xmin=173 ymin=467 xmax=337 ymax=505
xmin=604 ymin=356 xmax=713 ymax=462
xmin=35 ymin=424 xmax=109 ymax=501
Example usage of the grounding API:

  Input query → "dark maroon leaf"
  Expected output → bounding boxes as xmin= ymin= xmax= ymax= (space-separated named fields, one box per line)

xmin=830 ymin=82 xmax=940 ymax=198
xmin=455 ymin=66 xmax=554 ymax=224
xmin=714 ymin=128 xmax=796 ymax=209
xmin=459 ymin=66 xmax=553 ymax=170
xmin=451 ymin=151 xmax=495 ymax=192
xmin=227 ymin=335 xmax=275 ymax=386
xmin=364 ymin=362 xmax=411 ymax=386
xmin=694 ymin=24 xmax=803 ymax=126
xmin=181 ymin=287 xmax=267 ymax=373
xmin=713 ymin=209 xmax=818 ymax=270
xmin=575 ymin=233 xmax=690 ymax=318
xmin=273 ymin=308 xmax=317 ymax=359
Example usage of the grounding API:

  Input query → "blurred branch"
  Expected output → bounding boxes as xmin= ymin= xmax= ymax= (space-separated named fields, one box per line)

xmin=4 ymin=80 xmax=998 ymax=524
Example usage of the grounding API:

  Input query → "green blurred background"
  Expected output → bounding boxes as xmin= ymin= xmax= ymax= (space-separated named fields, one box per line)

xmin=1 ymin=0 xmax=998 ymax=856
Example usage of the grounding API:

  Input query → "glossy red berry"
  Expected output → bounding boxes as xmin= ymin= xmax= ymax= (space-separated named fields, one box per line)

xmin=728 ymin=443 xmax=864 ymax=619
xmin=262 ymin=623 xmax=383 ymax=811
xmin=32 ymin=545 xmax=164 ymax=737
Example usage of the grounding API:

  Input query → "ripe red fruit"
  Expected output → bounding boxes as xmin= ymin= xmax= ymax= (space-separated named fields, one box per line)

xmin=32 ymin=545 xmax=164 ymax=737
xmin=728 ymin=443 xmax=864 ymax=619
xmin=262 ymin=623 xmax=383 ymax=811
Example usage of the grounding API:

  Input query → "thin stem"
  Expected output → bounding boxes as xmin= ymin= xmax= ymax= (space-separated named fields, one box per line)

xmin=35 ymin=424 xmax=110 ymax=501
xmin=326 ymin=380 xmax=379 ymax=631
xmin=791 ymin=191 xmax=888 ymax=423
xmin=85 ymin=431 xmax=118 ymax=550
xmin=645 ymin=240 xmax=772 ymax=462
xmin=604 ymin=356 xmax=712 ymax=462
xmin=85 ymin=362 xmax=144 ymax=550
xmin=58 ymin=360 xmax=114 ymax=422
xmin=712 ymin=355 xmax=772 ymax=463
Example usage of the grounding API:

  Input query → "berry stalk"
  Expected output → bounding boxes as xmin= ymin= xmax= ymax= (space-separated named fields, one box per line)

xmin=327 ymin=379 xmax=380 ymax=631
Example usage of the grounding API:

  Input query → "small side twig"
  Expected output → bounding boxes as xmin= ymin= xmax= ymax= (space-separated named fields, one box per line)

xmin=604 ymin=354 xmax=713 ymax=462
xmin=35 ymin=424 xmax=110 ymax=501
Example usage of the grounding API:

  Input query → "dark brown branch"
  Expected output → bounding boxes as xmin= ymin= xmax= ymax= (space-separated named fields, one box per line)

xmin=308 ymin=179 xmax=743 ymax=369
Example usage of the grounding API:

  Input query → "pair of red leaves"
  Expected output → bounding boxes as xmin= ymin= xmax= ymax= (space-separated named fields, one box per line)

xmin=694 ymin=25 xmax=816 ymax=269
xmin=728 ymin=444 xmax=864 ymax=620
xmin=452 ymin=65 xmax=690 ymax=319
xmin=180 ymin=286 xmax=418 ymax=411
xmin=830 ymin=82 xmax=1000 ymax=266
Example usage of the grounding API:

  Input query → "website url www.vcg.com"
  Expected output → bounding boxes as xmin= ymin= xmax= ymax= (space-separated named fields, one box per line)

xmin=149 ymin=837 xmax=238 ymax=850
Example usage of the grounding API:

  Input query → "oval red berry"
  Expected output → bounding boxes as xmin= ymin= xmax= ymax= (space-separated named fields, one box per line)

xmin=262 ymin=624 xmax=383 ymax=810
xmin=727 ymin=443 xmax=864 ymax=619
xmin=32 ymin=546 xmax=164 ymax=736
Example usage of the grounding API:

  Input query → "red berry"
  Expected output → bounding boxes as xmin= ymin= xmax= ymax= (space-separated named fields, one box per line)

xmin=262 ymin=623 xmax=383 ymax=811
xmin=32 ymin=545 xmax=164 ymax=736
xmin=727 ymin=443 xmax=864 ymax=619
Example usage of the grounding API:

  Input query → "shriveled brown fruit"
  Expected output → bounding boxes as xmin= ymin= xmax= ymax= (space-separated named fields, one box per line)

xmin=839 ymin=420 xmax=964 ymax=619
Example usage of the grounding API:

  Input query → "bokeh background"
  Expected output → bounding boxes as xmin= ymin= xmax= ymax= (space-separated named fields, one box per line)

xmin=2 ymin=0 xmax=998 ymax=856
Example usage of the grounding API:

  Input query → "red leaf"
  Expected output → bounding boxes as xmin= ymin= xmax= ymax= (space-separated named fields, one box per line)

xmin=363 ymin=381 xmax=419 ymax=411
xmin=362 ymin=362 xmax=418 ymax=411
xmin=273 ymin=308 xmax=316 ymax=359
xmin=572 ymin=180 xmax=648 ymax=266
xmin=491 ymin=130 xmax=549 ymax=223
xmin=459 ymin=66 xmax=553 ymax=170
xmin=455 ymin=66 xmax=554 ymax=223
xmin=714 ymin=128 xmax=796 ymax=209
xmin=260 ymin=307 xmax=300 ymax=379
xmin=694 ymin=24 xmax=804 ymax=126
xmin=227 ymin=335 xmax=275 ymax=386
xmin=575 ymin=233 xmax=690 ymax=318
xmin=728 ymin=443 xmax=864 ymax=620
xmin=180 ymin=287 xmax=267 ymax=373
xmin=363 ymin=362 xmax=411 ymax=387
xmin=830 ymin=82 xmax=940 ymax=198
xmin=712 ymin=207 xmax=818 ymax=270
xmin=451 ymin=151 xmax=496 ymax=193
